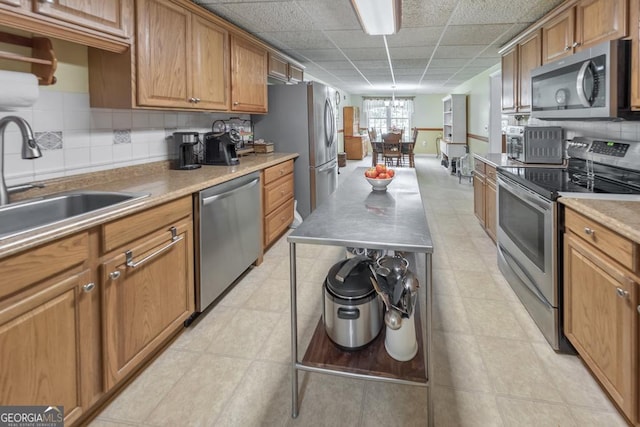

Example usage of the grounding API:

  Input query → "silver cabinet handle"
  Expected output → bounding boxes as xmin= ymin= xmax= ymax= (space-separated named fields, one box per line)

xmin=125 ymin=227 xmax=182 ymax=268
xmin=564 ymin=45 xmax=571 ymax=51
xmin=616 ymin=287 xmax=629 ymax=298
xmin=188 ymin=97 xmax=196 ymax=103
xmin=572 ymin=42 xmax=581 ymax=48
xmin=194 ymin=97 xmax=201 ymax=103
xmin=637 ymin=305 xmax=640 ymax=314
xmin=233 ymin=101 xmax=239 ymax=105
xmin=109 ymin=271 xmax=121 ymax=280
xmin=584 ymin=227 xmax=595 ymax=236
xmin=83 ymin=282 xmax=96 ymax=293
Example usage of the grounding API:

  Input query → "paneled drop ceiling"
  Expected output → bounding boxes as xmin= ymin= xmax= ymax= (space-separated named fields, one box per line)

xmin=194 ymin=0 xmax=565 ymax=95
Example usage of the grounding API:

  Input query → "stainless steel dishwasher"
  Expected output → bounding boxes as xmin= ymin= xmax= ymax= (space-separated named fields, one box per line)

xmin=195 ymin=171 xmax=261 ymax=313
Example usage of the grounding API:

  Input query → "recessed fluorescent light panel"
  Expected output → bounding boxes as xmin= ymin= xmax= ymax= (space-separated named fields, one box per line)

xmin=351 ymin=0 xmax=402 ymax=35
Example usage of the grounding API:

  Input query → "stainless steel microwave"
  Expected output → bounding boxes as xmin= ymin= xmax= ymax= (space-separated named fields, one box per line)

xmin=530 ymin=39 xmax=638 ymax=120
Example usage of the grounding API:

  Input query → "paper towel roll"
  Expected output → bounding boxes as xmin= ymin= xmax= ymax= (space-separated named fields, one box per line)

xmin=0 ymin=70 xmax=39 ymax=109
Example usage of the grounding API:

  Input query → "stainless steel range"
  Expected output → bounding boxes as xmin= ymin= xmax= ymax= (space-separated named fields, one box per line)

xmin=496 ymin=136 xmax=640 ymax=352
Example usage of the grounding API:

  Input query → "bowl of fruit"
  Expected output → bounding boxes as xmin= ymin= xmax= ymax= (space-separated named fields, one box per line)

xmin=364 ymin=164 xmax=395 ymax=191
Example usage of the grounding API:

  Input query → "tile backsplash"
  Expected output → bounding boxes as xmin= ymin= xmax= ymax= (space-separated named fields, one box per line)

xmin=0 ymin=91 xmax=248 ymax=187
xmin=516 ymin=116 xmax=640 ymax=142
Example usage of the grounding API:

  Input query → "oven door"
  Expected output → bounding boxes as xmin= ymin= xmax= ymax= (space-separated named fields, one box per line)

xmin=496 ymin=174 xmax=555 ymax=305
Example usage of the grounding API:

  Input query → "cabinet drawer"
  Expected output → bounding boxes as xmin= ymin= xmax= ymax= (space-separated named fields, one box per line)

xmin=264 ymin=197 xmax=294 ymax=246
xmin=102 ymin=197 xmax=191 ymax=253
xmin=264 ymin=160 xmax=294 ymax=185
xmin=474 ymin=158 xmax=486 ymax=174
xmin=565 ymin=208 xmax=636 ymax=272
xmin=264 ymin=174 xmax=294 ymax=215
xmin=0 ymin=232 xmax=88 ymax=300
xmin=486 ymin=164 xmax=496 ymax=182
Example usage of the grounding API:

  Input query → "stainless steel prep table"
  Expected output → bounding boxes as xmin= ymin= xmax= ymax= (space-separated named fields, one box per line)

xmin=287 ymin=166 xmax=434 ymax=425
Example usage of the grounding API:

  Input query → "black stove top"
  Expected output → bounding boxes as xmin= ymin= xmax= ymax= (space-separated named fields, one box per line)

xmin=498 ymin=158 xmax=640 ymax=200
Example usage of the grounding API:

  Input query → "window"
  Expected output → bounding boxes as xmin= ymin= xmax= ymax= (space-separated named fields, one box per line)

xmin=363 ymin=97 xmax=414 ymax=136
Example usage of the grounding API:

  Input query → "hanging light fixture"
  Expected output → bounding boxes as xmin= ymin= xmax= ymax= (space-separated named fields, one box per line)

xmin=350 ymin=0 xmax=402 ymax=35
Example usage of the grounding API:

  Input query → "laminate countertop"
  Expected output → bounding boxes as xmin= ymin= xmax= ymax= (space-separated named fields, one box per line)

xmin=558 ymin=197 xmax=640 ymax=244
xmin=0 ymin=153 xmax=298 ymax=258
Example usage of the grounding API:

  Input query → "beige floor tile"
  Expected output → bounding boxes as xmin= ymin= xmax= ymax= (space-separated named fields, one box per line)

xmin=495 ymin=397 xmax=576 ymax=427
xmin=98 ymin=349 xmax=201 ymax=423
xmin=172 ymin=305 xmax=237 ymax=352
xmin=288 ymin=373 xmax=365 ymax=426
xmin=477 ymin=336 xmax=563 ymax=402
xmin=206 ymin=308 xmax=280 ymax=359
xmin=243 ymin=277 xmax=291 ymax=313
xmin=453 ymin=270 xmax=508 ymax=301
xmin=463 ymin=297 xmax=528 ymax=340
xmin=258 ymin=311 xmax=317 ymax=364
xmin=432 ymin=331 xmax=493 ymax=392
xmin=531 ymin=342 xmax=615 ymax=410
xmin=293 ymin=279 xmax=324 ymax=317
xmin=432 ymin=292 xmax=472 ymax=334
xmin=145 ymin=354 xmax=251 ymax=426
xmin=215 ymin=361 xmax=292 ymax=426
xmin=569 ymin=407 xmax=629 ymax=427
xmin=217 ymin=276 xmax=261 ymax=309
xmin=89 ymin=419 xmax=145 ymax=427
xmin=432 ymin=268 xmax=460 ymax=296
xmin=433 ymin=386 xmax=503 ymax=427
xmin=445 ymin=248 xmax=489 ymax=272
xmin=490 ymin=272 xmax=520 ymax=303
xmin=360 ymin=381 xmax=428 ymax=427
xmin=506 ymin=298 xmax=548 ymax=344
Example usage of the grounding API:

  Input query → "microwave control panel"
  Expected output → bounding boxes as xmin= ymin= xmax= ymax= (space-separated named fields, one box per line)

xmin=589 ymin=140 xmax=630 ymax=157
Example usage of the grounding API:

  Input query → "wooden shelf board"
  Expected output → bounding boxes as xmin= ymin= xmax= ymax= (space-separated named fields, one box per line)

xmin=301 ymin=304 xmax=427 ymax=384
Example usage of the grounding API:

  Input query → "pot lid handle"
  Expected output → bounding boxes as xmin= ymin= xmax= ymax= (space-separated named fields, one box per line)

xmin=335 ymin=256 xmax=370 ymax=283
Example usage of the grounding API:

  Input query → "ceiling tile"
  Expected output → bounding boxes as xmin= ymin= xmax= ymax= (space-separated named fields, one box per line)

xmin=295 ymin=0 xmax=362 ymax=30
xmin=218 ymin=2 xmax=314 ymax=32
xmin=440 ymin=24 xmax=513 ymax=45
xmin=451 ymin=0 xmax=563 ymax=25
xmin=401 ymin=0 xmax=459 ymax=27
xmin=255 ymin=31 xmax=333 ymax=50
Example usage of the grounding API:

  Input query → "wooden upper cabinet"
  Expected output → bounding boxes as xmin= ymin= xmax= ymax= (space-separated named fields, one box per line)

xmin=518 ymin=30 xmax=541 ymax=112
xmin=631 ymin=0 xmax=640 ymax=109
xmin=191 ymin=14 xmax=229 ymax=110
xmin=575 ymin=0 xmax=627 ymax=50
xmin=33 ymin=0 xmax=129 ymax=38
xmin=542 ymin=7 xmax=575 ymax=64
xmin=289 ymin=63 xmax=304 ymax=83
xmin=501 ymin=46 xmax=517 ymax=112
xmin=268 ymin=53 xmax=289 ymax=82
xmin=137 ymin=0 xmax=191 ymax=108
xmin=0 ymin=0 xmax=22 ymax=6
xmin=136 ymin=0 xmax=228 ymax=110
xmin=231 ymin=35 xmax=268 ymax=113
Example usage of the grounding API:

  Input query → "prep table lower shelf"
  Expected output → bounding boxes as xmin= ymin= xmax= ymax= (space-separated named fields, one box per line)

xmin=302 ymin=306 xmax=426 ymax=384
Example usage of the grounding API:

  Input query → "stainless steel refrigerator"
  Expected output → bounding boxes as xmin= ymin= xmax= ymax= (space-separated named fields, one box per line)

xmin=253 ymin=82 xmax=338 ymax=219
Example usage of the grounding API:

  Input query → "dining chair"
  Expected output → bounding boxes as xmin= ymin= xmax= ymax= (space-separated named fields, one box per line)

xmin=381 ymin=132 xmax=402 ymax=167
xmin=402 ymin=128 xmax=418 ymax=167
xmin=369 ymin=128 xmax=382 ymax=166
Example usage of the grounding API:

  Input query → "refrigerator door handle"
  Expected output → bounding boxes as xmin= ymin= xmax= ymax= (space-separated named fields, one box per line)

xmin=318 ymin=159 xmax=337 ymax=173
xmin=324 ymin=98 xmax=335 ymax=147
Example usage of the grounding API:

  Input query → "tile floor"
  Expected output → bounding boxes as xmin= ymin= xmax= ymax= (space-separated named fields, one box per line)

xmin=91 ymin=155 xmax=628 ymax=427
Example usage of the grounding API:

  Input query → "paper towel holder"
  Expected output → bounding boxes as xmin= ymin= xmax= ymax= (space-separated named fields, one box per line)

xmin=0 ymin=31 xmax=57 ymax=85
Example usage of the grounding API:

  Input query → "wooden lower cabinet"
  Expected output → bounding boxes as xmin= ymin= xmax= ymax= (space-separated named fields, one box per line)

xmin=263 ymin=160 xmax=294 ymax=247
xmin=472 ymin=158 xmax=496 ymax=242
xmin=345 ymin=136 xmax=368 ymax=160
xmin=564 ymin=208 xmax=639 ymax=424
xmin=102 ymin=218 xmax=193 ymax=388
xmin=0 ymin=232 xmax=94 ymax=426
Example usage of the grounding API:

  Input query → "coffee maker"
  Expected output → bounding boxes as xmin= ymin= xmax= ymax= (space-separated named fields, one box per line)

xmin=173 ymin=132 xmax=201 ymax=170
xmin=202 ymin=132 xmax=239 ymax=165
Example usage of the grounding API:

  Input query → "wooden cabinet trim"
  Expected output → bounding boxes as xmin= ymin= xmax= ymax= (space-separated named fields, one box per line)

xmin=264 ymin=173 xmax=294 ymax=214
xmin=268 ymin=53 xmax=289 ymax=81
xmin=264 ymin=159 xmax=294 ymax=184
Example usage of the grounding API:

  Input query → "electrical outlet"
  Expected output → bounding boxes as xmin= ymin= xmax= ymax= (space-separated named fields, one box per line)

xmin=422 ymin=140 xmax=426 ymax=146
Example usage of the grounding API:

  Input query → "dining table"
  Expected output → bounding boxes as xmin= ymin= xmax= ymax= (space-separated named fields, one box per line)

xmin=370 ymin=139 xmax=415 ymax=168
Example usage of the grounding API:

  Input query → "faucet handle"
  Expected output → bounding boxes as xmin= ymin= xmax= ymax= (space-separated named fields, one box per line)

xmin=7 ymin=182 xmax=45 ymax=194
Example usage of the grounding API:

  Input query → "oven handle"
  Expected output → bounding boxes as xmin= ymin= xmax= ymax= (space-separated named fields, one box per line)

xmin=498 ymin=243 xmax=549 ymax=303
xmin=497 ymin=174 xmax=552 ymax=212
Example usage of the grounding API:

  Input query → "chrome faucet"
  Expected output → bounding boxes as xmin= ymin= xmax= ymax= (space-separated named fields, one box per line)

xmin=0 ymin=116 xmax=42 ymax=205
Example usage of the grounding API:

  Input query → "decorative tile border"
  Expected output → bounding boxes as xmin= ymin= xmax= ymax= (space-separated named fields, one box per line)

xmin=35 ymin=131 xmax=63 ymax=150
xmin=113 ymin=129 xmax=131 ymax=144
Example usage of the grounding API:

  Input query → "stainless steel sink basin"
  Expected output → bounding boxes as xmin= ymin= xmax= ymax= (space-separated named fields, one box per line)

xmin=0 ymin=190 xmax=150 ymax=240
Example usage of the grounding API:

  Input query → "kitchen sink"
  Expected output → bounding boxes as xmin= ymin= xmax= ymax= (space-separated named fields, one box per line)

xmin=0 ymin=190 xmax=150 ymax=240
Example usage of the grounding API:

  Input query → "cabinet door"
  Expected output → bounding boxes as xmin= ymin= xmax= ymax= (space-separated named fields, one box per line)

xmin=576 ymin=0 xmax=627 ymax=50
xmin=0 ymin=269 xmax=92 ymax=426
xmin=501 ymin=46 xmax=517 ymax=112
xmin=137 ymin=0 xmax=192 ymax=108
xmin=632 ymin=0 xmax=640 ymax=109
xmin=102 ymin=221 xmax=194 ymax=388
xmin=191 ymin=14 xmax=229 ymax=111
xmin=231 ymin=35 xmax=268 ymax=113
xmin=518 ymin=30 xmax=541 ymax=112
xmin=32 ymin=0 xmax=129 ymax=38
xmin=289 ymin=63 xmax=304 ymax=83
xmin=0 ymin=0 xmax=22 ymax=6
xmin=542 ymin=8 xmax=575 ymax=64
xmin=485 ymin=178 xmax=497 ymax=242
xmin=268 ymin=54 xmax=289 ymax=81
xmin=473 ymin=172 xmax=485 ymax=226
xmin=564 ymin=234 xmax=636 ymax=419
